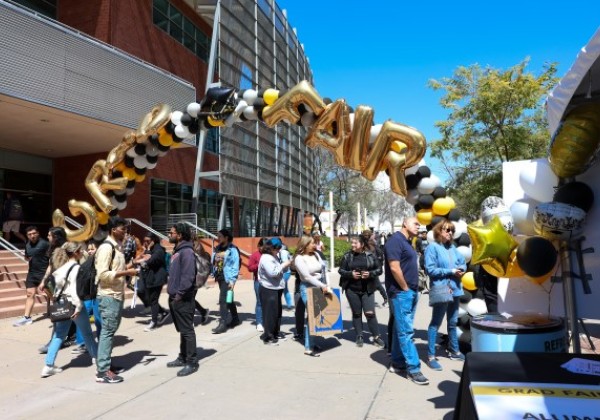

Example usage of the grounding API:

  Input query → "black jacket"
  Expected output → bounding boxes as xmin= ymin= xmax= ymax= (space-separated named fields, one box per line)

xmin=338 ymin=251 xmax=382 ymax=293
xmin=142 ymin=243 xmax=168 ymax=288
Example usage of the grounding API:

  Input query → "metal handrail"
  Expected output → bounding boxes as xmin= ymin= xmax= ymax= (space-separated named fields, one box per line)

xmin=182 ymin=221 xmax=251 ymax=258
xmin=126 ymin=218 xmax=169 ymax=241
xmin=0 ymin=237 xmax=26 ymax=262
xmin=65 ymin=216 xmax=83 ymax=229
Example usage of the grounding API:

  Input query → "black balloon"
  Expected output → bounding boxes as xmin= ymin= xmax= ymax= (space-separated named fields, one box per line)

xmin=134 ymin=143 xmax=146 ymax=155
xmin=431 ymin=216 xmax=445 ymax=227
xmin=417 ymin=166 xmax=431 ymax=178
xmin=126 ymin=180 xmax=136 ymax=188
xmin=164 ymin=121 xmax=175 ymax=135
xmin=406 ymin=174 xmax=420 ymax=190
xmin=149 ymin=133 xmax=160 ymax=146
xmin=418 ymin=194 xmax=435 ymax=208
xmin=180 ymin=113 xmax=193 ymax=127
xmin=414 ymin=203 xmax=422 ymax=212
xmin=457 ymin=233 xmax=471 ymax=247
xmin=457 ymin=314 xmax=471 ymax=330
xmin=447 ymin=208 xmax=461 ymax=221
xmin=188 ymin=120 xmax=199 ymax=134
xmin=134 ymin=166 xmax=146 ymax=175
xmin=114 ymin=192 xmax=127 ymax=203
xmin=553 ymin=181 xmax=594 ymax=212
xmin=124 ymin=156 xmax=135 ymax=168
xmin=432 ymin=186 xmax=447 ymax=199
xmin=459 ymin=289 xmax=472 ymax=304
xmin=516 ymin=237 xmax=557 ymax=278
xmin=147 ymin=154 xmax=158 ymax=164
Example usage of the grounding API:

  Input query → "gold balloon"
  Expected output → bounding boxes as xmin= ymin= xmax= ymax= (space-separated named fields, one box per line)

xmin=262 ymin=80 xmax=326 ymax=126
xmin=417 ymin=208 xmax=433 ymax=226
xmin=85 ymin=160 xmax=128 ymax=214
xmin=52 ymin=199 xmax=99 ymax=242
xmin=468 ymin=216 xmax=519 ymax=277
xmin=461 ymin=272 xmax=476 ymax=291
xmin=96 ymin=210 xmax=109 ymax=225
xmin=549 ymin=103 xmax=600 ymax=178
xmin=263 ymin=88 xmax=279 ymax=105
xmin=106 ymin=132 xmax=137 ymax=171
xmin=158 ymin=129 xmax=174 ymax=147
xmin=305 ymin=100 xmax=352 ymax=165
xmin=122 ymin=167 xmax=137 ymax=181
xmin=136 ymin=104 xmax=171 ymax=141
xmin=482 ymin=248 xmax=524 ymax=278
xmin=432 ymin=197 xmax=453 ymax=216
xmin=207 ymin=115 xmax=225 ymax=127
xmin=135 ymin=173 xmax=146 ymax=183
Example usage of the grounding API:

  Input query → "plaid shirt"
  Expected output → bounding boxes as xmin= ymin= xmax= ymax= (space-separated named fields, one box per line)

xmin=123 ymin=236 xmax=137 ymax=263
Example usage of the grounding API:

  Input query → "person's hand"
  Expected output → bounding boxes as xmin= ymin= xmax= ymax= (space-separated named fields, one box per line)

xmin=71 ymin=311 xmax=80 ymax=320
xmin=173 ymin=294 xmax=182 ymax=302
xmin=37 ymin=283 xmax=45 ymax=294
xmin=361 ymin=271 xmax=369 ymax=279
xmin=352 ymin=270 xmax=361 ymax=280
xmin=453 ymin=269 xmax=464 ymax=278
xmin=228 ymin=282 xmax=235 ymax=290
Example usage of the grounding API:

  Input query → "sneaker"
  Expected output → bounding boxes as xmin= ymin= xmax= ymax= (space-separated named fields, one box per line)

xmin=373 ymin=336 xmax=385 ymax=348
xmin=144 ymin=321 xmax=157 ymax=332
xmin=157 ymin=311 xmax=170 ymax=326
xmin=70 ymin=344 xmax=87 ymax=355
xmin=448 ymin=351 xmax=466 ymax=361
xmin=292 ymin=334 xmax=303 ymax=342
xmin=263 ymin=339 xmax=279 ymax=346
xmin=96 ymin=370 xmax=124 ymax=383
xmin=38 ymin=344 xmax=49 ymax=354
xmin=13 ymin=316 xmax=32 ymax=327
xmin=139 ymin=307 xmax=151 ymax=317
xmin=228 ymin=318 xmax=241 ymax=328
xmin=428 ymin=358 xmax=443 ymax=371
xmin=41 ymin=365 xmax=63 ymax=378
xmin=256 ymin=324 xmax=264 ymax=332
xmin=276 ymin=332 xmax=288 ymax=342
xmin=167 ymin=358 xmax=186 ymax=368
xmin=389 ymin=362 xmax=407 ymax=373
xmin=110 ymin=365 xmax=125 ymax=374
xmin=408 ymin=371 xmax=429 ymax=385
xmin=200 ymin=308 xmax=210 ymax=325
xmin=356 ymin=336 xmax=364 ymax=348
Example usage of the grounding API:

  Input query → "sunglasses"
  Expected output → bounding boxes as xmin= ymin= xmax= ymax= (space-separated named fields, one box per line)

xmin=444 ymin=227 xmax=455 ymax=233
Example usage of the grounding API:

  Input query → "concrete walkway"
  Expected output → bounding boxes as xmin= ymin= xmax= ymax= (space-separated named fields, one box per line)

xmin=0 ymin=272 xmax=461 ymax=420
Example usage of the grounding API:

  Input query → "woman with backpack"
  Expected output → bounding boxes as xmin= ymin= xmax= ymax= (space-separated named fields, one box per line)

xmin=135 ymin=232 xmax=169 ymax=331
xmin=41 ymin=242 xmax=98 ymax=377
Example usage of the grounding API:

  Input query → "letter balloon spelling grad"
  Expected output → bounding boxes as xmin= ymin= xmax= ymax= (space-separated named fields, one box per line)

xmin=52 ymin=82 xmax=427 ymax=241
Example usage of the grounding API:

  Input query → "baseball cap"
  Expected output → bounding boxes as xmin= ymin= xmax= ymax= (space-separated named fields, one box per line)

xmin=268 ymin=238 xmax=283 ymax=249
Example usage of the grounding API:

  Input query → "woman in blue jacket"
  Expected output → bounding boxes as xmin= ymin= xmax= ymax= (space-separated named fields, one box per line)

xmin=424 ymin=220 xmax=467 ymax=371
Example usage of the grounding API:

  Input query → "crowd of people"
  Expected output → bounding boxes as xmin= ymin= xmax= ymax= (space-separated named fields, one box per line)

xmin=11 ymin=216 xmax=467 ymax=385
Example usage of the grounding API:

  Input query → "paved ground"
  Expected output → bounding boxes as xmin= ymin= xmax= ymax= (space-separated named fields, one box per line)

xmin=1 ymin=272 xmax=462 ymax=420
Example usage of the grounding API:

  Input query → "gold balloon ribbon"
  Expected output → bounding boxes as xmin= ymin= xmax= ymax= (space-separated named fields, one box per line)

xmin=265 ymin=81 xmax=426 ymax=196
xmin=468 ymin=216 xmax=519 ymax=277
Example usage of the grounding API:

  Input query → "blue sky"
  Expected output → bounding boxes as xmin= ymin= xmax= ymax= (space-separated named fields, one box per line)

xmin=277 ymin=0 xmax=600 ymax=182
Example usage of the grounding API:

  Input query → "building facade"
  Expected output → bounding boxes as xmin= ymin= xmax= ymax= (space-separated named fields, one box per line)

xmin=0 ymin=0 xmax=317 ymax=241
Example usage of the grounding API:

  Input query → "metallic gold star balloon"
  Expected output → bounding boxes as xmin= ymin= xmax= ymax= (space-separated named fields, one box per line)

xmin=482 ymin=248 xmax=524 ymax=278
xmin=468 ymin=216 xmax=519 ymax=277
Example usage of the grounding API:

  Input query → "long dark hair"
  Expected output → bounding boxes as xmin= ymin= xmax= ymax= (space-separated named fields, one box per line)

xmin=47 ymin=226 xmax=67 ymax=256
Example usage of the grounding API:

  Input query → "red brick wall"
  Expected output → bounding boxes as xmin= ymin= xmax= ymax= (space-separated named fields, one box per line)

xmin=58 ymin=0 xmax=210 ymax=98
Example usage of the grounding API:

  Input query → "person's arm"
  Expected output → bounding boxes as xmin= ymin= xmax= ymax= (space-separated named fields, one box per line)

xmin=66 ymin=264 xmax=83 ymax=314
xmin=453 ymin=247 xmax=467 ymax=273
xmin=367 ymin=253 xmax=383 ymax=278
xmin=424 ymin=245 xmax=455 ymax=280
xmin=96 ymin=244 xmax=136 ymax=284
xmin=174 ymin=249 xmax=196 ymax=299
xmin=225 ymin=247 xmax=240 ymax=286
xmin=36 ymin=263 xmax=54 ymax=294
xmin=389 ymin=260 xmax=409 ymax=291
xmin=261 ymin=255 xmax=290 ymax=277
xmin=337 ymin=253 xmax=353 ymax=279
xmin=144 ymin=247 xmax=164 ymax=270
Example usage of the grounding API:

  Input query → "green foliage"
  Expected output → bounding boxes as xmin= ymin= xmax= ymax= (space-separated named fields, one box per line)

xmin=288 ymin=238 xmax=352 ymax=267
xmin=428 ymin=58 xmax=559 ymax=220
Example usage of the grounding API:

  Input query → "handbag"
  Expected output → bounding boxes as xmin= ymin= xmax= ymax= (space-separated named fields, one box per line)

xmin=428 ymin=282 xmax=454 ymax=306
xmin=48 ymin=264 xmax=77 ymax=322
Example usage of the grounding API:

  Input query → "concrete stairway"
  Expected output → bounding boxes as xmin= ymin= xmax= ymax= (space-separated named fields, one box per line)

xmin=0 ymin=250 xmax=46 ymax=319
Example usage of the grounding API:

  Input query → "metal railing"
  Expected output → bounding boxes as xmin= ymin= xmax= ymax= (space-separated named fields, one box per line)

xmin=0 ymin=236 xmax=26 ymax=262
xmin=181 ymin=220 xmax=251 ymax=258
xmin=65 ymin=216 xmax=83 ymax=229
xmin=127 ymin=218 xmax=169 ymax=241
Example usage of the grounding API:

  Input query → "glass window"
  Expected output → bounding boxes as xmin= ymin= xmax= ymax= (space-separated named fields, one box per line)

xmin=12 ymin=0 xmax=57 ymax=19
xmin=154 ymin=0 xmax=169 ymax=15
xmin=183 ymin=17 xmax=195 ymax=36
xmin=169 ymin=24 xmax=183 ymax=42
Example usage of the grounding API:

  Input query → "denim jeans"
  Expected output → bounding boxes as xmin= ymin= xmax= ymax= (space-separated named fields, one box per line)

xmin=253 ymin=280 xmax=263 ymax=325
xmin=46 ymin=311 xmax=98 ymax=366
xmin=282 ymin=275 xmax=293 ymax=308
xmin=97 ymin=296 xmax=123 ymax=373
xmin=428 ymin=297 xmax=460 ymax=357
xmin=299 ymin=283 xmax=314 ymax=350
xmin=76 ymin=298 xmax=102 ymax=345
xmin=390 ymin=289 xmax=421 ymax=374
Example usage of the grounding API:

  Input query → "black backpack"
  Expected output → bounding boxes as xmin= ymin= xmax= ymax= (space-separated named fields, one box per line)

xmin=77 ymin=242 xmax=115 ymax=300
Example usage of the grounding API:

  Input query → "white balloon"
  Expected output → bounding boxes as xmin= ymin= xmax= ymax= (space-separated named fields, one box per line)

xmin=466 ymin=298 xmax=488 ymax=316
xmin=456 ymin=327 xmax=464 ymax=339
xmin=174 ymin=124 xmax=190 ymax=139
xmin=427 ymin=230 xmax=435 ymax=244
xmin=453 ymin=220 xmax=468 ymax=239
xmin=133 ymin=154 xmax=148 ymax=169
xmin=405 ymin=163 xmax=420 ymax=176
xmin=533 ymin=202 xmax=586 ymax=241
xmin=242 ymin=89 xmax=258 ymax=105
xmin=126 ymin=146 xmax=138 ymax=158
xmin=109 ymin=195 xmax=120 ymax=209
xmin=458 ymin=305 xmax=468 ymax=318
xmin=187 ymin=102 xmax=201 ymax=118
xmin=146 ymin=160 xmax=158 ymax=170
xmin=126 ymin=187 xmax=135 ymax=196
xmin=456 ymin=245 xmax=472 ymax=263
xmin=243 ymin=106 xmax=258 ymax=120
xmin=171 ymin=111 xmax=183 ymax=126
xmin=519 ymin=159 xmax=558 ymax=203
xmin=510 ymin=197 xmax=539 ymax=236
xmin=146 ymin=144 xmax=159 ymax=157
xmin=116 ymin=200 xmax=127 ymax=211
xmin=417 ymin=175 xmax=438 ymax=195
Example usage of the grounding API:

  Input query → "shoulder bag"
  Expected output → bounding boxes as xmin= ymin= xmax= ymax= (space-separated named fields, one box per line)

xmin=48 ymin=264 xmax=77 ymax=322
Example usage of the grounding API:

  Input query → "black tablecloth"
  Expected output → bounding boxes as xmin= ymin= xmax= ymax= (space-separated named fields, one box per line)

xmin=453 ymin=352 xmax=600 ymax=420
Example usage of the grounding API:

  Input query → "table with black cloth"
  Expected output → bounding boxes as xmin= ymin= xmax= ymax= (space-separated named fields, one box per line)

xmin=453 ymin=352 xmax=600 ymax=420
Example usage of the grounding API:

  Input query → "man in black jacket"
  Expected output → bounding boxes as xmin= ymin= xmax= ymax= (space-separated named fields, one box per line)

xmin=166 ymin=222 xmax=199 ymax=377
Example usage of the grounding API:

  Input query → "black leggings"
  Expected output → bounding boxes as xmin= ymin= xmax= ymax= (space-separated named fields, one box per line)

xmin=259 ymin=286 xmax=283 ymax=342
xmin=147 ymin=285 xmax=168 ymax=324
xmin=345 ymin=289 xmax=379 ymax=338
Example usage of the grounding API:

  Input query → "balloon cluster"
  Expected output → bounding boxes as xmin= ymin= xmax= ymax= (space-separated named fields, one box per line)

xmin=53 ymin=80 xmax=428 ymax=241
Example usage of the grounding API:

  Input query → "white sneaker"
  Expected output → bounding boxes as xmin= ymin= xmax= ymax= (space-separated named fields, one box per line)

xmin=256 ymin=324 xmax=264 ymax=332
xmin=13 ymin=316 xmax=33 ymax=327
xmin=41 ymin=365 xmax=63 ymax=378
xmin=144 ymin=321 xmax=157 ymax=332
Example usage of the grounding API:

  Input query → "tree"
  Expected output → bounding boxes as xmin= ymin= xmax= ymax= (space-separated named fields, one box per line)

xmin=428 ymin=58 xmax=559 ymax=220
